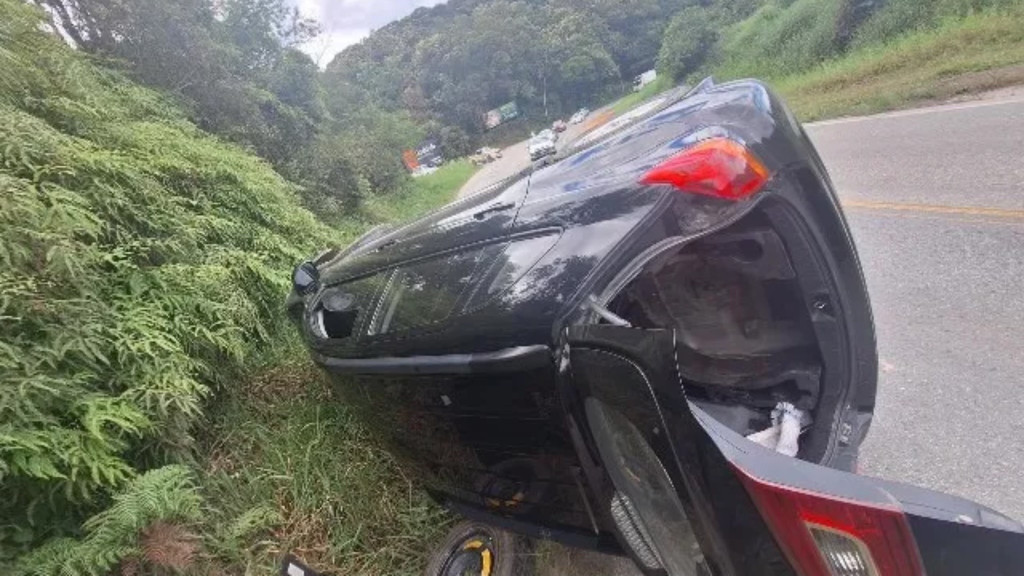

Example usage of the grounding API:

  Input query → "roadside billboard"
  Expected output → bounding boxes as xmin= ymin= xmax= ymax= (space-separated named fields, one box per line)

xmin=403 ymin=137 xmax=444 ymax=172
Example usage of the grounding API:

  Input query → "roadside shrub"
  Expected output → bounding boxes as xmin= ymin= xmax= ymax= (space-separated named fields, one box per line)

xmin=717 ymin=0 xmax=845 ymax=78
xmin=657 ymin=6 xmax=717 ymax=81
xmin=854 ymin=0 xmax=1022 ymax=47
xmin=13 ymin=466 xmax=203 ymax=576
xmin=0 ymin=0 xmax=335 ymax=566
xmin=852 ymin=0 xmax=938 ymax=45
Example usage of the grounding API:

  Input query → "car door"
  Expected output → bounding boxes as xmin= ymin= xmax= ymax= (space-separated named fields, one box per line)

xmin=560 ymin=324 xmax=1024 ymax=576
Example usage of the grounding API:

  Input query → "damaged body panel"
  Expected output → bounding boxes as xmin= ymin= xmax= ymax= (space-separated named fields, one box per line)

xmin=288 ymin=79 xmax=1020 ymax=574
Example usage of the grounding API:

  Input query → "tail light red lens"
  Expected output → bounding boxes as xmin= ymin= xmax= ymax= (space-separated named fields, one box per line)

xmin=734 ymin=465 xmax=924 ymax=576
xmin=640 ymin=137 xmax=771 ymax=201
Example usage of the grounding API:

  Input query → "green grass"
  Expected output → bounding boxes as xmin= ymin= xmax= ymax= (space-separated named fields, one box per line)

xmin=765 ymin=7 xmax=1024 ymax=120
xmin=611 ymin=6 xmax=1024 ymax=124
xmin=607 ymin=75 xmax=673 ymax=116
xmin=327 ymin=160 xmax=478 ymax=251
xmin=716 ymin=0 xmax=844 ymax=80
xmin=367 ymin=160 xmax=477 ymax=223
xmin=198 ymin=339 xmax=451 ymax=576
xmin=194 ymin=161 xmax=476 ymax=576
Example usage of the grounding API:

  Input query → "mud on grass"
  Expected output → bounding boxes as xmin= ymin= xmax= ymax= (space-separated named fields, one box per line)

xmin=198 ymin=354 xmax=451 ymax=575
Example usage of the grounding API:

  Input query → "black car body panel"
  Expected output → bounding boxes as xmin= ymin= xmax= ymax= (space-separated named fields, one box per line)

xmin=289 ymin=79 xmax=1021 ymax=573
xmin=564 ymin=324 xmax=1024 ymax=575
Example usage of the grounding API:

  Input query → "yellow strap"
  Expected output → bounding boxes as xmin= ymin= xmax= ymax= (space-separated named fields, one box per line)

xmin=480 ymin=549 xmax=492 ymax=576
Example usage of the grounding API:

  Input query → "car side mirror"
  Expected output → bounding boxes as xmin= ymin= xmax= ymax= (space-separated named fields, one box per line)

xmin=293 ymin=261 xmax=319 ymax=295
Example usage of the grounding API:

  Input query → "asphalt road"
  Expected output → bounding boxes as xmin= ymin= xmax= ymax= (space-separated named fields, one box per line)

xmin=459 ymin=119 xmax=594 ymax=200
xmin=460 ymin=96 xmax=1024 ymax=574
xmin=807 ymin=97 xmax=1024 ymax=522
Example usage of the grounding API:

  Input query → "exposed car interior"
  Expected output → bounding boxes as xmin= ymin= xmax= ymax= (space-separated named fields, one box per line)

xmin=605 ymin=207 xmax=827 ymax=461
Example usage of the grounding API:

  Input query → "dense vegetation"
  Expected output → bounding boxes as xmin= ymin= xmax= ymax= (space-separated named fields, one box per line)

xmin=4 ymin=0 xmax=1024 ymax=574
xmin=0 ymin=1 xmax=464 ymax=573
xmin=661 ymin=0 xmax=1022 ymax=81
xmin=327 ymin=0 xmax=1023 ymax=137
xmin=321 ymin=0 xmax=757 ymax=140
xmin=1 ymin=0 xmax=328 ymax=566
xmin=36 ymin=0 xmax=428 ymax=218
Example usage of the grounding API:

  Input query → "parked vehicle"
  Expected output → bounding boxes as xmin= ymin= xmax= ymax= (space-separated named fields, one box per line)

xmin=527 ymin=131 xmax=556 ymax=161
xmin=537 ymin=127 xmax=557 ymax=142
xmin=469 ymin=146 xmax=502 ymax=166
xmin=288 ymin=79 xmax=1024 ymax=575
xmin=552 ymin=119 xmax=567 ymax=132
xmin=570 ymin=108 xmax=589 ymax=124
xmin=633 ymin=69 xmax=657 ymax=92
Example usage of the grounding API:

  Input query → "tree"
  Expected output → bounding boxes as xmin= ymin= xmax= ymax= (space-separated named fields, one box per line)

xmin=657 ymin=6 xmax=716 ymax=81
xmin=38 ymin=0 xmax=324 ymax=175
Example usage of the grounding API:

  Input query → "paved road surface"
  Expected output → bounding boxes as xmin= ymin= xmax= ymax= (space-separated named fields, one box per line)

xmin=808 ymin=98 xmax=1024 ymax=523
xmin=461 ymin=96 xmax=1024 ymax=574
xmin=458 ymin=119 xmax=594 ymax=200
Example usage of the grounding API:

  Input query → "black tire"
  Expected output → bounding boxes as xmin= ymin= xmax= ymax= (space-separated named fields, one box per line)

xmin=424 ymin=520 xmax=533 ymax=576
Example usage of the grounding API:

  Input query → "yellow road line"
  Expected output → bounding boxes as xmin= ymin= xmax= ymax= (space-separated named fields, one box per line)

xmin=842 ymin=199 xmax=1024 ymax=221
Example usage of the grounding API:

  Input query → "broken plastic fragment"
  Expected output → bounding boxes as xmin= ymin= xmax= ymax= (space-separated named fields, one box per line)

xmin=745 ymin=402 xmax=809 ymax=457
xmin=773 ymin=402 xmax=803 ymax=457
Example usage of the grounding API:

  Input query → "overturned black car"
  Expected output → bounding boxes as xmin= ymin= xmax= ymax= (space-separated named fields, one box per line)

xmin=287 ymin=79 xmax=1024 ymax=575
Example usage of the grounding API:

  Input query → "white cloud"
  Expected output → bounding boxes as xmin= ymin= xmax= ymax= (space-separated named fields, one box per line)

xmin=289 ymin=0 xmax=447 ymax=67
xmin=298 ymin=28 xmax=371 ymax=67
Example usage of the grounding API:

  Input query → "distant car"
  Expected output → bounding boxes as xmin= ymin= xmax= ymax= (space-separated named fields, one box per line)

xmin=527 ymin=132 xmax=556 ymax=161
xmin=570 ymin=108 xmax=589 ymax=124
xmin=469 ymin=147 xmax=502 ymax=166
xmin=552 ymin=119 xmax=567 ymax=132
xmin=633 ymin=69 xmax=657 ymax=92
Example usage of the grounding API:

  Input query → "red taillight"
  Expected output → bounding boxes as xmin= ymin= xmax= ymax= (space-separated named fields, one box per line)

xmin=640 ymin=138 xmax=770 ymax=200
xmin=735 ymin=465 xmax=924 ymax=576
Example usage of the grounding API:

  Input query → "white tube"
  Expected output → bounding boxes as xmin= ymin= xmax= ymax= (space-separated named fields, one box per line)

xmin=774 ymin=402 xmax=803 ymax=458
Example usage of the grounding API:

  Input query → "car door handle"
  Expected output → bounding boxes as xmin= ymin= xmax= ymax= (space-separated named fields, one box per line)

xmin=473 ymin=202 xmax=516 ymax=220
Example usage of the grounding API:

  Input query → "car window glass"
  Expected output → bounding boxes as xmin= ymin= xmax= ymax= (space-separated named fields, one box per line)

xmin=373 ymin=244 xmax=505 ymax=335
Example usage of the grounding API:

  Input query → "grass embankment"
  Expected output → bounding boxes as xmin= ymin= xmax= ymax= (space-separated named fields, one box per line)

xmin=200 ymin=349 xmax=452 ymax=576
xmin=367 ymin=161 xmax=477 ymax=223
xmin=607 ymin=75 xmax=673 ymax=116
xmin=775 ymin=8 xmax=1024 ymax=120
xmin=199 ymin=161 xmax=474 ymax=576
xmin=610 ymin=6 xmax=1024 ymax=124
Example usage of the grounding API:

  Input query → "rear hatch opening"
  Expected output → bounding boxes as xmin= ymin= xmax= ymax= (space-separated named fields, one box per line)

xmin=604 ymin=206 xmax=837 ymax=464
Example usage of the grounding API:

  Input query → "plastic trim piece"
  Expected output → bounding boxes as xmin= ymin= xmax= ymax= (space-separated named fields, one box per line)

xmin=311 ymin=345 xmax=551 ymax=375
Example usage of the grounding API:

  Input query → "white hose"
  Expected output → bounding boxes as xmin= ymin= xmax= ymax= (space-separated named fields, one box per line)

xmin=774 ymin=402 xmax=803 ymax=458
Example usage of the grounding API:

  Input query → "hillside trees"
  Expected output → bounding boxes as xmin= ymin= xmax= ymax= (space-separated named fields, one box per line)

xmin=35 ymin=0 xmax=411 ymax=215
xmin=323 ymin=0 xmax=690 ymax=138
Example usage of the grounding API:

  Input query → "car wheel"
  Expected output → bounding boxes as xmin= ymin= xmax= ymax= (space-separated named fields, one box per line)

xmin=585 ymin=398 xmax=705 ymax=576
xmin=424 ymin=521 xmax=533 ymax=576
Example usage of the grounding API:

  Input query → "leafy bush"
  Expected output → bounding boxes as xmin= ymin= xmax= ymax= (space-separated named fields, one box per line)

xmin=657 ymin=6 xmax=717 ymax=81
xmin=0 ymin=0 xmax=335 ymax=564
xmin=854 ymin=0 xmax=1021 ymax=47
xmin=13 ymin=465 xmax=203 ymax=576
xmin=717 ymin=0 xmax=845 ymax=78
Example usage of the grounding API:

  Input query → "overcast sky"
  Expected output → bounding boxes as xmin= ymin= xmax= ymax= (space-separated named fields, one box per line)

xmin=290 ymin=0 xmax=447 ymax=67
